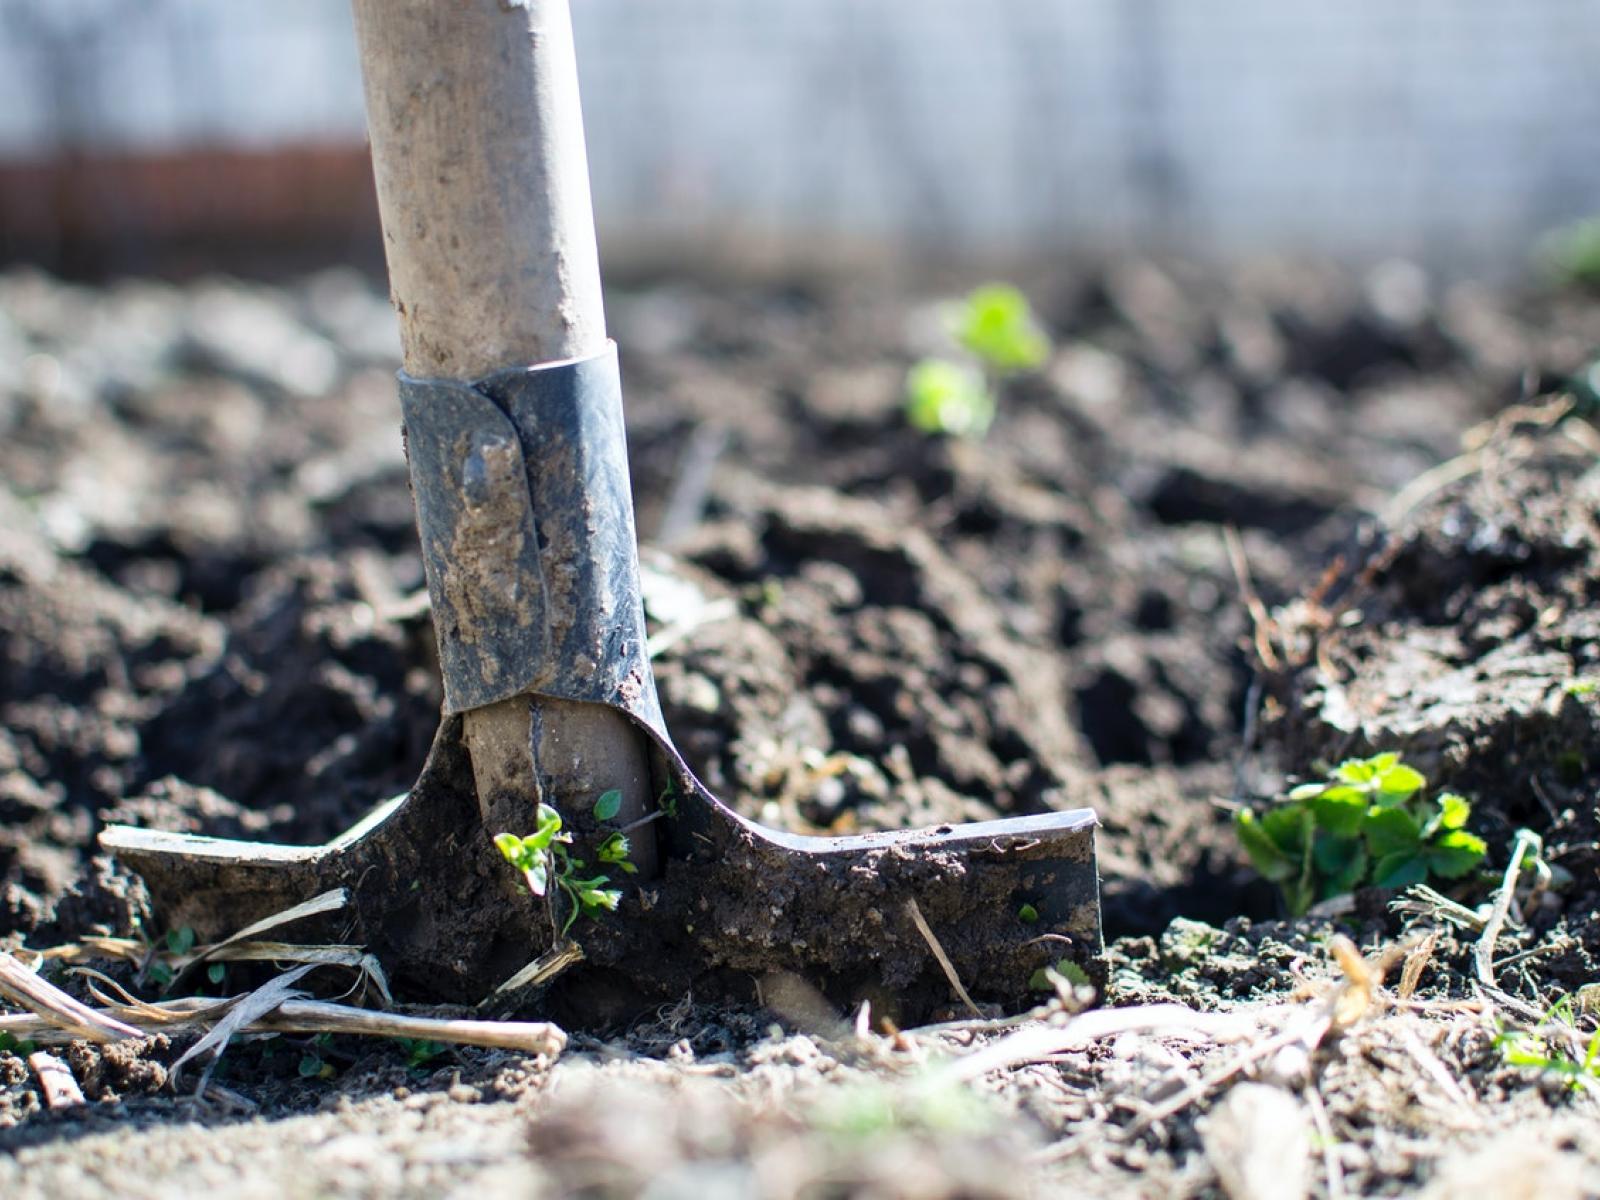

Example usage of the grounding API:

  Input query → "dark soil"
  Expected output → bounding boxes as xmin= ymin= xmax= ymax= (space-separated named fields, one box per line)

xmin=5 ymin=260 xmax=1600 ymax=1195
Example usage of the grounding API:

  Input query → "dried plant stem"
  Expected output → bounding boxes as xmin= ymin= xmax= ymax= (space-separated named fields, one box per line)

xmin=0 ymin=951 xmax=140 ymax=1043
xmin=0 ymin=993 xmax=567 ymax=1058
xmin=904 ymin=898 xmax=982 ymax=1019
xmin=1475 ymin=829 xmax=1541 ymax=989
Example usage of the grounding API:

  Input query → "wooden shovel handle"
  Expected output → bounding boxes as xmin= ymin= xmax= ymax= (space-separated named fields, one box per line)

xmin=351 ymin=0 xmax=655 ymax=872
xmin=351 ymin=0 xmax=606 ymax=376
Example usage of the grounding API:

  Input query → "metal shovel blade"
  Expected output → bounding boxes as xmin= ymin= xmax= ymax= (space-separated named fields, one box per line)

xmin=100 ymin=348 xmax=1102 ymax=1022
xmin=102 ymin=712 xmax=1099 ymax=1019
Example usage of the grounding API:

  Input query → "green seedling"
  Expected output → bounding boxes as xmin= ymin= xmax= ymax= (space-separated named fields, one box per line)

xmin=1497 ymin=994 xmax=1600 ymax=1092
xmin=956 ymin=283 xmax=1052 ymax=373
xmin=1029 ymin=959 xmax=1091 ymax=992
xmin=906 ymin=359 xmax=995 ymax=438
xmin=165 ymin=926 xmax=197 ymax=955
xmin=1537 ymin=217 xmax=1600 ymax=289
xmin=813 ymin=1076 xmax=1000 ymax=1141
xmin=1235 ymin=752 xmax=1487 ymax=916
xmin=494 ymin=791 xmax=632 ymax=937
xmin=398 ymin=1038 xmax=448 ymax=1070
xmin=905 ymin=283 xmax=1050 ymax=438
xmin=0 ymin=1031 xmax=37 ymax=1056
xmin=298 ymin=1033 xmax=336 ymax=1080
xmin=659 ymin=778 xmax=681 ymax=821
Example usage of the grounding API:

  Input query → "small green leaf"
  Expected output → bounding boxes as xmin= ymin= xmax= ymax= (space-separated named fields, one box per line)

xmin=580 ymin=888 xmax=622 ymax=913
xmin=1372 ymin=852 xmax=1429 ymax=889
xmin=1325 ymin=849 xmax=1369 ymax=897
xmin=493 ymin=832 xmax=523 ymax=862
xmin=1316 ymin=784 xmax=1366 ymax=806
xmin=1312 ymin=833 xmax=1367 ymax=896
xmin=1261 ymin=804 xmax=1313 ymax=857
xmin=1017 ymin=903 xmax=1040 ymax=924
xmin=1054 ymin=960 xmax=1091 ymax=988
xmin=207 ymin=963 xmax=226 ymax=986
xmin=593 ymin=790 xmax=623 ymax=822
xmin=1426 ymin=830 xmax=1488 ymax=878
xmin=1029 ymin=959 xmax=1090 ymax=991
xmin=1236 ymin=810 xmax=1295 ymax=881
xmin=520 ymin=804 xmax=563 ymax=851
xmin=956 ymin=284 xmax=1051 ymax=373
xmin=1310 ymin=789 xmax=1367 ymax=837
xmin=1364 ymin=806 xmax=1421 ymax=857
xmin=298 ymin=1053 xmax=326 ymax=1079
xmin=166 ymin=926 xmax=196 ymax=956
xmin=1286 ymin=781 xmax=1328 ymax=800
xmin=597 ymin=832 xmax=631 ymax=864
xmin=905 ymin=358 xmax=995 ymax=438
xmin=526 ymin=859 xmax=549 ymax=897
xmin=147 ymin=962 xmax=174 ymax=987
xmin=1334 ymin=756 xmax=1381 ymax=785
xmin=1375 ymin=763 xmax=1426 ymax=800
xmin=1436 ymin=793 xmax=1471 ymax=831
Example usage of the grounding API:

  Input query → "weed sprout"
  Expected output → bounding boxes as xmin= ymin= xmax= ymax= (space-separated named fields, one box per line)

xmin=1236 ymin=752 xmax=1487 ymax=916
xmin=494 ymin=791 xmax=634 ymax=936
xmin=905 ymin=283 xmax=1050 ymax=437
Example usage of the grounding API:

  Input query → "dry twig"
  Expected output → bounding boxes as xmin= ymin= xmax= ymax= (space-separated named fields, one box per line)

xmin=0 ymin=950 xmax=139 ymax=1043
xmin=904 ymin=898 xmax=982 ymax=1019
xmin=0 ymin=990 xmax=568 ymax=1059
xmin=1476 ymin=829 xmax=1542 ymax=989
xmin=172 ymin=965 xmax=318 ymax=1093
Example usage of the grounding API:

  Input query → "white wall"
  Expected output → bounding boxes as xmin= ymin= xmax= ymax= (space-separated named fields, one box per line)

xmin=2 ymin=0 xmax=1597 ymax=270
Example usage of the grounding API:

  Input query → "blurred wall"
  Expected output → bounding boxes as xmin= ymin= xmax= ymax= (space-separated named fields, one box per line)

xmin=2 ymin=0 xmax=1598 ymax=274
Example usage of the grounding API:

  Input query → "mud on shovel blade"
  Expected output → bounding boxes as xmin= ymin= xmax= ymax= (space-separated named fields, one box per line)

xmin=101 ymin=349 xmax=1102 ymax=1014
xmin=98 ymin=0 xmax=1102 ymax=1019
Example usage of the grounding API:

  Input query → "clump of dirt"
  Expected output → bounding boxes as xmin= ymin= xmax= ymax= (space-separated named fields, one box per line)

xmin=1268 ymin=423 xmax=1600 ymax=883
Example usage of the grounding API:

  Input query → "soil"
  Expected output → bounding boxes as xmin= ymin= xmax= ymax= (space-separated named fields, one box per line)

xmin=4 ymin=259 xmax=1600 ymax=1196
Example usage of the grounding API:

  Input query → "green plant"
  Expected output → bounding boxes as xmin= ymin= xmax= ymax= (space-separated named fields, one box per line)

xmin=1537 ymin=217 xmax=1600 ymax=289
xmin=905 ymin=283 xmax=1050 ymax=438
xmin=494 ymin=791 xmax=634 ymax=937
xmin=1497 ymin=994 xmax=1600 ymax=1092
xmin=166 ymin=926 xmax=197 ymax=955
xmin=1235 ymin=752 xmax=1488 ymax=916
xmin=905 ymin=359 xmax=993 ymax=438
xmin=955 ymin=283 xmax=1051 ymax=373
xmin=398 ymin=1038 xmax=448 ymax=1069
xmin=1028 ymin=959 xmax=1091 ymax=992
xmin=298 ymin=1033 xmax=336 ymax=1080
xmin=140 ymin=923 xmax=200 ymax=989
xmin=813 ymin=1077 xmax=999 ymax=1141
xmin=0 ymin=1031 xmax=36 ymax=1056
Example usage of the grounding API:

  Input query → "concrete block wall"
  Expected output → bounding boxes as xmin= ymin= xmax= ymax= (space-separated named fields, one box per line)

xmin=1 ymin=0 xmax=1597 ymax=271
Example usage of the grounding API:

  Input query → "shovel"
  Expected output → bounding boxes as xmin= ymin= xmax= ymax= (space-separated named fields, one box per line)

xmin=100 ymin=0 xmax=1101 ymax=1022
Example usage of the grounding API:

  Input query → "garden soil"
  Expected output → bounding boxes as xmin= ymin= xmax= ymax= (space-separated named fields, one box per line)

xmin=4 ymin=259 xmax=1600 ymax=1196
